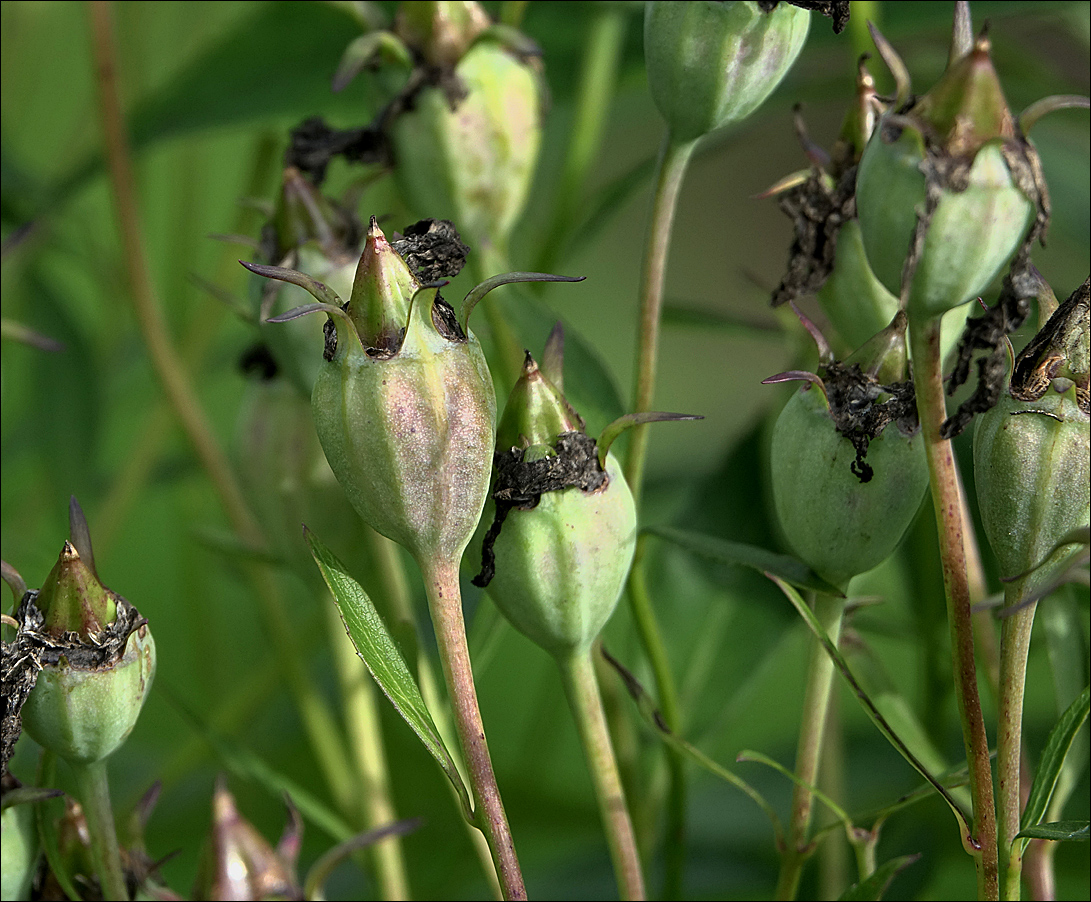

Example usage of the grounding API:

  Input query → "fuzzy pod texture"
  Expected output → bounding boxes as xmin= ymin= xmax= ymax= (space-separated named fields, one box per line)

xmin=313 ymin=287 xmax=496 ymax=568
xmin=771 ymin=384 xmax=929 ymax=590
xmin=973 ymin=386 xmax=1090 ymax=584
xmin=644 ymin=0 xmax=810 ymax=142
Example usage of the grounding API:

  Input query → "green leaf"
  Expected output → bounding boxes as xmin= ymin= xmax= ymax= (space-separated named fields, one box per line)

xmin=647 ymin=526 xmax=845 ymax=597
xmin=838 ymin=854 xmax=921 ymax=901
xmin=306 ymin=527 xmax=474 ymax=821
xmin=736 ymin=748 xmax=852 ymax=827
xmin=766 ymin=574 xmax=973 ymax=837
xmin=34 ymin=753 xmax=82 ymax=902
xmin=164 ymin=687 xmax=354 ymax=843
xmin=1016 ymin=821 xmax=1090 ymax=842
xmin=600 ymin=647 xmax=784 ymax=845
xmin=1018 ymin=685 xmax=1090 ymax=851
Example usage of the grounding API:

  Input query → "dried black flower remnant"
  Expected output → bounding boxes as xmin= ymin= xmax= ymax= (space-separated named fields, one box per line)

xmin=474 ymin=431 xmax=606 ymax=587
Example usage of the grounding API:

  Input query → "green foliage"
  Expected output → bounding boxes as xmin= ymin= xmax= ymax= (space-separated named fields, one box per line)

xmin=2 ymin=2 xmax=1088 ymax=899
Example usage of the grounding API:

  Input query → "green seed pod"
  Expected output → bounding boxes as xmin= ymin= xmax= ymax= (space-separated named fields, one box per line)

xmin=644 ymin=1 xmax=810 ymax=143
xmin=389 ymin=4 xmax=542 ymax=249
xmin=856 ymin=31 xmax=1042 ymax=318
xmin=477 ymin=353 xmax=637 ymax=658
xmin=244 ymin=218 xmax=510 ymax=572
xmin=974 ymin=282 xmax=1090 ymax=583
xmin=768 ymin=314 xmax=929 ymax=590
xmin=315 ymin=222 xmax=495 ymax=567
xmin=974 ymin=388 xmax=1089 ymax=584
xmin=18 ymin=540 xmax=155 ymax=766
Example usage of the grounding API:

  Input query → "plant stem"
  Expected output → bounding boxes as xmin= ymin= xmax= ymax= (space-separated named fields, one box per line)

xmin=997 ymin=578 xmax=1039 ymax=902
xmin=908 ymin=313 xmax=998 ymax=900
xmin=620 ymin=132 xmax=697 ymax=899
xmin=372 ymin=528 xmax=501 ymax=900
xmin=71 ymin=758 xmax=128 ymax=901
xmin=559 ymin=650 xmax=647 ymax=901
xmin=325 ymin=599 xmax=411 ymax=900
xmin=776 ymin=591 xmax=846 ymax=901
xmin=422 ymin=558 xmax=525 ymax=900
xmin=88 ymin=0 xmax=356 ymax=819
xmin=626 ymin=534 xmax=688 ymax=897
xmin=624 ymin=133 xmax=697 ymax=507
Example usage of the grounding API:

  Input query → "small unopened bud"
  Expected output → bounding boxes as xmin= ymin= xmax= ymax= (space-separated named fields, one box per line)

xmin=644 ymin=1 xmax=810 ymax=142
xmin=193 ymin=778 xmax=302 ymax=902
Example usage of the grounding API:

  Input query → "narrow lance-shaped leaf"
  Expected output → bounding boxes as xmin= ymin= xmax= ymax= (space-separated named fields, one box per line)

xmin=839 ymin=854 xmax=922 ymax=901
xmin=306 ymin=528 xmax=473 ymax=821
xmin=766 ymin=573 xmax=974 ymax=838
xmin=600 ymin=647 xmax=784 ymax=846
xmin=1016 ymin=821 xmax=1090 ymax=843
xmin=646 ymin=525 xmax=844 ymax=597
xmin=1018 ymin=685 xmax=1090 ymax=851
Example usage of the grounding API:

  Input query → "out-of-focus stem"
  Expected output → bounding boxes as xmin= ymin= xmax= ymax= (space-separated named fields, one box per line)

xmin=776 ymin=591 xmax=846 ymax=901
xmin=559 ymin=650 xmax=646 ymax=901
xmin=88 ymin=0 xmax=355 ymax=819
xmin=619 ymin=132 xmax=697 ymax=899
xmin=908 ymin=313 xmax=998 ymax=900
xmin=422 ymin=558 xmax=525 ymax=900
xmin=71 ymin=759 xmax=128 ymax=902
xmin=624 ymin=134 xmax=696 ymax=506
xmin=998 ymin=578 xmax=1039 ymax=902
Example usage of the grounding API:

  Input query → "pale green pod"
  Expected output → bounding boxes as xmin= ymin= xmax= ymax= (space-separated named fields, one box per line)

xmin=974 ymin=387 xmax=1090 ymax=582
xmin=644 ymin=1 xmax=810 ymax=142
xmin=21 ymin=624 xmax=156 ymax=766
xmin=312 ymin=287 xmax=497 ymax=566
xmin=486 ymin=452 xmax=636 ymax=658
xmin=856 ymin=132 xmax=1034 ymax=318
xmin=390 ymin=38 xmax=541 ymax=246
xmin=771 ymin=385 xmax=929 ymax=590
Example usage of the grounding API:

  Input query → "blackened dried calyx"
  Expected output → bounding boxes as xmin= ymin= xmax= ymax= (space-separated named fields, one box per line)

xmin=757 ymin=1 xmax=850 ymax=34
xmin=473 ymin=432 xmax=605 ymax=587
xmin=823 ymin=361 xmax=918 ymax=483
xmin=1 ymin=591 xmax=145 ymax=775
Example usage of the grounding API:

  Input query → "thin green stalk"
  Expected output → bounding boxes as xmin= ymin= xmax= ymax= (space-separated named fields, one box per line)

xmin=624 ymin=134 xmax=697 ymax=506
xmin=324 ymin=600 xmax=411 ymax=900
xmin=534 ymin=6 xmax=626 ymax=275
xmin=997 ymin=580 xmax=1038 ymax=902
xmin=421 ymin=558 xmax=525 ymax=901
xmin=776 ymin=591 xmax=846 ymax=901
xmin=559 ymin=650 xmax=646 ymax=901
xmin=87 ymin=0 xmax=356 ymax=818
xmin=908 ymin=313 xmax=998 ymax=900
xmin=368 ymin=530 xmax=502 ymax=898
xmin=71 ymin=758 xmax=128 ymax=901
xmin=626 ymin=534 xmax=688 ymax=897
xmin=620 ymin=132 xmax=697 ymax=899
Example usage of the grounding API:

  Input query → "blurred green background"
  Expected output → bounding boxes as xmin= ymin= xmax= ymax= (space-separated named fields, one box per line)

xmin=2 ymin=1 xmax=1089 ymax=899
